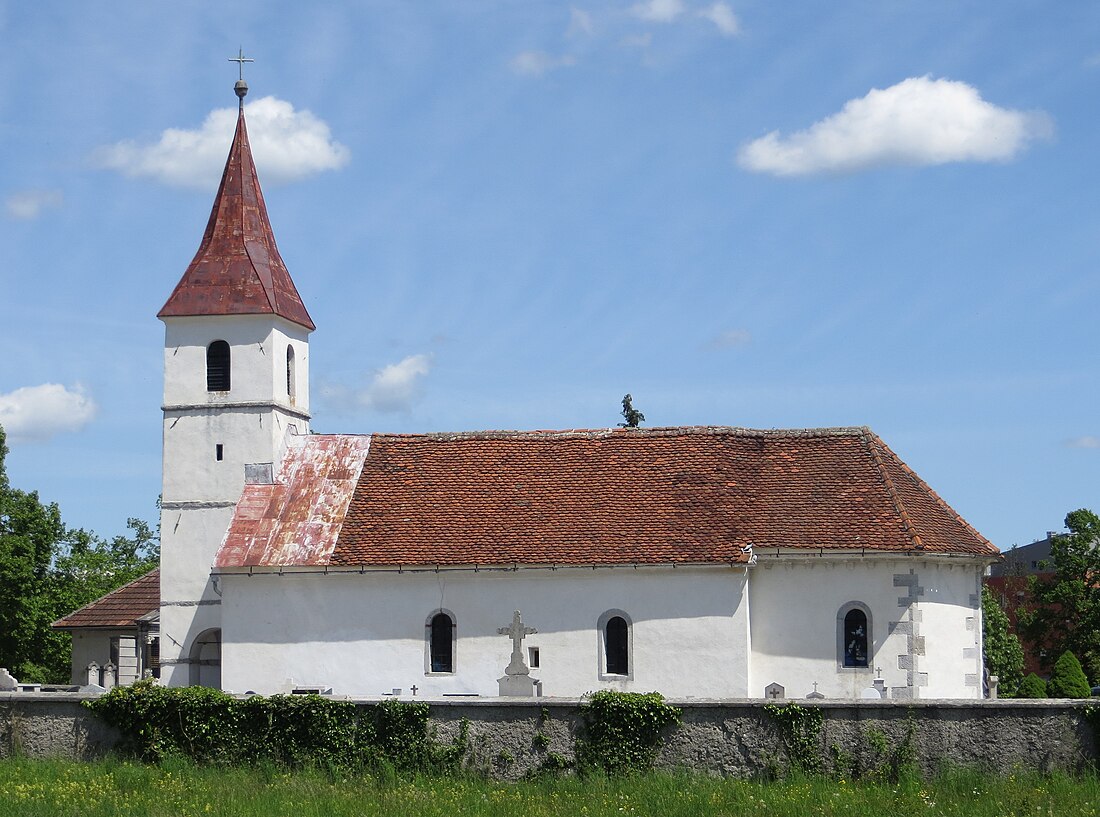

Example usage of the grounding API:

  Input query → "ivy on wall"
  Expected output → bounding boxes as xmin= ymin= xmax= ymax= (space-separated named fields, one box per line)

xmin=84 ymin=680 xmax=466 ymax=774
xmin=574 ymin=690 xmax=682 ymax=776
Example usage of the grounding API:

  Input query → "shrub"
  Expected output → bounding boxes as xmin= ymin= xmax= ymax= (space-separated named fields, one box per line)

xmin=1016 ymin=673 xmax=1047 ymax=698
xmin=1048 ymin=651 xmax=1091 ymax=698
xmin=84 ymin=680 xmax=466 ymax=773
xmin=574 ymin=690 xmax=681 ymax=776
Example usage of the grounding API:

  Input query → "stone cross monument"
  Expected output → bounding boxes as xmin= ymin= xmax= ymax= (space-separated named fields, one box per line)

xmin=497 ymin=610 xmax=539 ymax=696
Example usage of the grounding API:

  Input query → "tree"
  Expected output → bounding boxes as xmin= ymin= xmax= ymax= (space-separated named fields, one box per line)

xmin=0 ymin=423 xmax=159 ymax=682
xmin=981 ymin=585 xmax=1024 ymax=696
xmin=1018 ymin=509 xmax=1100 ymax=683
xmin=619 ymin=394 xmax=645 ymax=428
xmin=1048 ymin=650 xmax=1091 ymax=698
xmin=0 ymin=424 xmax=66 ymax=679
xmin=1016 ymin=673 xmax=1047 ymax=698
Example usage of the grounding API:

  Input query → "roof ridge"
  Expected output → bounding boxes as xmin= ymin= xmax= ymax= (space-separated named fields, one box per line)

xmin=366 ymin=425 xmax=871 ymax=442
xmin=863 ymin=430 xmax=925 ymax=550
xmin=869 ymin=432 xmax=999 ymax=555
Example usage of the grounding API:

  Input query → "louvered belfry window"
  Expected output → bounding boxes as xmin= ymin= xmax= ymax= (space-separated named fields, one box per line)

xmin=207 ymin=341 xmax=231 ymax=391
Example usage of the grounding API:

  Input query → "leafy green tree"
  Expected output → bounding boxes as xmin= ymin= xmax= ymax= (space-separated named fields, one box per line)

xmin=1018 ymin=509 xmax=1100 ymax=683
xmin=982 ymin=585 xmax=1024 ymax=696
xmin=619 ymin=394 xmax=645 ymax=428
xmin=1016 ymin=673 xmax=1047 ymax=698
xmin=0 ymin=423 xmax=159 ymax=682
xmin=0 ymin=424 xmax=67 ymax=679
xmin=1048 ymin=650 xmax=1091 ymax=698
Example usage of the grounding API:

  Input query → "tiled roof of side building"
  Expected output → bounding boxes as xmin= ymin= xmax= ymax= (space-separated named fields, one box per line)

xmin=51 ymin=569 xmax=160 ymax=629
xmin=214 ymin=426 xmax=997 ymax=570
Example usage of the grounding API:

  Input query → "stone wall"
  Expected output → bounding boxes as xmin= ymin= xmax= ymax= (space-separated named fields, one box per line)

xmin=1 ymin=693 xmax=1094 ymax=780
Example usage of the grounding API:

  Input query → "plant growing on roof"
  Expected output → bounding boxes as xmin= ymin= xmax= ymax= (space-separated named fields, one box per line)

xmin=618 ymin=394 xmax=645 ymax=428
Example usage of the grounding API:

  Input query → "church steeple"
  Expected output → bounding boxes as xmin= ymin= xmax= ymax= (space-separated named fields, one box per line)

xmin=157 ymin=77 xmax=314 ymax=331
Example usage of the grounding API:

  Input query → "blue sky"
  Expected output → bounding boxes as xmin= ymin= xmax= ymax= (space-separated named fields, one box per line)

xmin=0 ymin=1 xmax=1097 ymax=550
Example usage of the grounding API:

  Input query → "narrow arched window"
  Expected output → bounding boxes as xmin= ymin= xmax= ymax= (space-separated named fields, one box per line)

xmin=206 ymin=341 xmax=231 ymax=391
xmin=286 ymin=346 xmax=296 ymax=403
xmin=605 ymin=615 xmax=629 ymax=675
xmin=843 ymin=609 xmax=869 ymax=668
xmin=430 ymin=612 xmax=454 ymax=673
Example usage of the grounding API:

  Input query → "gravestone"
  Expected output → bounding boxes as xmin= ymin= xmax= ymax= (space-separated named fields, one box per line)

xmin=765 ymin=682 xmax=784 ymax=699
xmin=0 ymin=667 xmax=17 ymax=691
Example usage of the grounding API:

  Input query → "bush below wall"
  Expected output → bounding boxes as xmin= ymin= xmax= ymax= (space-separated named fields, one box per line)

xmin=0 ymin=692 xmax=1096 ymax=780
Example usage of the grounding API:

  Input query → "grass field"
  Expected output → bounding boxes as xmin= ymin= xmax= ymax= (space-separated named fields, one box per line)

xmin=0 ymin=758 xmax=1096 ymax=817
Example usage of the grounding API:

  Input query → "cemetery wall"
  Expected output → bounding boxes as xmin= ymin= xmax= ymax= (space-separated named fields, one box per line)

xmin=0 ymin=693 xmax=1094 ymax=779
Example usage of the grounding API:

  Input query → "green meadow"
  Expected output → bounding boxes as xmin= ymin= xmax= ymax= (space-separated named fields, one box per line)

xmin=0 ymin=759 xmax=1096 ymax=817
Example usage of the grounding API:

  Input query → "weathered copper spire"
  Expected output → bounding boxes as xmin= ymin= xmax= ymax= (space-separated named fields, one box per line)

xmin=158 ymin=71 xmax=315 ymax=331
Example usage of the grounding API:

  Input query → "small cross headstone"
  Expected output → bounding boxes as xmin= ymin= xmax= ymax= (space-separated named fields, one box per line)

xmin=765 ymin=682 xmax=785 ymax=699
xmin=806 ymin=681 xmax=825 ymax=700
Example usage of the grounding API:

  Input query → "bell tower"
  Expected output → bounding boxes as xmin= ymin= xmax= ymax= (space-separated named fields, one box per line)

xmin=157 ymin=66 xmax=315 ymax=687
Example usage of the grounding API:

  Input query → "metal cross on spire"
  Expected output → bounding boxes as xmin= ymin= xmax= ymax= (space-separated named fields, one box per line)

xmin=228 ymin=48 xmax=254 ymax=106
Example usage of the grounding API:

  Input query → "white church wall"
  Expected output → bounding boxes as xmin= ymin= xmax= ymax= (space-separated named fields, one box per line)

xmin=748 ymin=557 xmax=984 ymax=700
xmin=218 ymin=566 xmax=750 ymax=699
xmin=915 ymin=562 xmax=984 ymax=699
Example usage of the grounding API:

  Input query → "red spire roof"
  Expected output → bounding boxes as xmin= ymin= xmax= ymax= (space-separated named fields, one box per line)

xmin=158 ymin=104 xmax=315 ymax=330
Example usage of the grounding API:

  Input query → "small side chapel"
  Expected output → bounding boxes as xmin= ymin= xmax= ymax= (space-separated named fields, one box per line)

xmin=142 ymin=77 xmax=999 ymax=700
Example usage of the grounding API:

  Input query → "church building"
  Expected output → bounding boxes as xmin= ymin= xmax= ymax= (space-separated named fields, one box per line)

xmin=81 ymin=78 xmax=1002 ymax=700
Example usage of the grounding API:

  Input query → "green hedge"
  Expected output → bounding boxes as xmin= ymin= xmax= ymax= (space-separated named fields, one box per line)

xmin=84 ymin=680 xmax=466 ymax=773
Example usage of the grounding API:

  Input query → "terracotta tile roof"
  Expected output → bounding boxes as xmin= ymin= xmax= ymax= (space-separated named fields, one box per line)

xmin=157 ymin=103 xmax=314 ymax=331
xmin=51 ymin=569 xmax=160 ymax=629
xmin=214 ymin=426 xmax=996 ymax=570
xmin=216 ymin=434 xmax=371 ymax=568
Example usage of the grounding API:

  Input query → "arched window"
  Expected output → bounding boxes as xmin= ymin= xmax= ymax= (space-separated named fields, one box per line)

xmin=599 ymin=610 xmax=632 ymax=678
xmin=206 ymin=341 xmax=231 ymax=391
xmin=838 ymin=603 xmax=871 ymax=668
xmin=428 ymin=611 xmax=455 ymax=674
xmin=606 ymin=616 xmax=628 ymax=675
xmin=286 ymin=346 xmax=296 ymax=403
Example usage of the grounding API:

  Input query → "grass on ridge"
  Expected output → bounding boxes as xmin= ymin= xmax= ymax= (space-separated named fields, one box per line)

xmin=0 ymin=758 xmax=1096 ymax=817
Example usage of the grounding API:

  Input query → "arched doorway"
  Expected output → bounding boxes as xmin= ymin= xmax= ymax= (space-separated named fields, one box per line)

xmin=188 ymin=628 xmax=222 ymax=689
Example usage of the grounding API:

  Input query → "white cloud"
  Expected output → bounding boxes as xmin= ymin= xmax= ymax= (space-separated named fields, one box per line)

xmin=95 ymin=96 xmax=350 ymax=189
xmin=698 ymin=2 xmax=739 ymax=36
xmin=1067 ymin=436 xmax=1100 ymax=449
xmin=569 ymin=7 xmax=595 ymax=36
xmin=5 ymin=189 xmax=63 ymax=220
xmin=357 ymin=354 xmax=433 ymax=413
xmin=632 ymin=0 xmax=685 ymax=23
xmin=0 ymin=384 xmax=96 ymax=442
xmin=510 ymin=50 xmax=577 ymax=77
xmin=737 ymin=76 xmax=1053 ymax=177
xmin=706 ymin=328 xmax=751 ymax=350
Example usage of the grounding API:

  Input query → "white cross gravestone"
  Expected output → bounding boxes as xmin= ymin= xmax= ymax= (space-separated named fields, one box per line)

xmin=497 ymin=610 xmax=539 ymax=697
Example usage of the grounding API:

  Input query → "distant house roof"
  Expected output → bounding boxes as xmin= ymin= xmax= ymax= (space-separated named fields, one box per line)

xmin=51 ymin=569 xmax=160 ymax=630
xmin=215 ymin=426 xmax=998 ymax=571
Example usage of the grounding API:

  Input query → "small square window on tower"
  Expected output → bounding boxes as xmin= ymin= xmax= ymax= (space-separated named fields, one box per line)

xmin=215 ymin=444 xmax=224 ymax=461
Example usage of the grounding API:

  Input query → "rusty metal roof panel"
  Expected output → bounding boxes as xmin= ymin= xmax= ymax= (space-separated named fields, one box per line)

xmin=215 ymin=434 xmax=371 ymax=568
xmin=157 ymin=106 xmax=315 ymax=331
